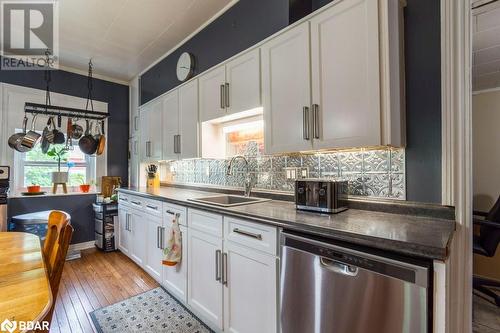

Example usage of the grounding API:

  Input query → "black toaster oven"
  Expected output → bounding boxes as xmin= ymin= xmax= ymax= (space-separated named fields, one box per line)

xmin=295 ymin=179 xmax=348 ymax=213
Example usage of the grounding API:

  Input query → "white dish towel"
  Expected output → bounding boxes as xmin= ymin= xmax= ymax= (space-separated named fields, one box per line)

xmin=162 ymin=214 xmax=182 ymax=266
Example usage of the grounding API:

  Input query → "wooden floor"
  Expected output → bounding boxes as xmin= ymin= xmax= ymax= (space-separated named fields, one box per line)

xmin=49 ymin=248 xmax=159 ymax=333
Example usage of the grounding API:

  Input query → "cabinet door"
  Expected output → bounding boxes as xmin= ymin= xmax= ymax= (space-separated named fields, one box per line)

xmin=145 ymin=214 xmax=163 ymax=282
xmin=311 ymin=0 xmax=381 ymax=149
xmin=149 ymin=100 xmax=163 ymax=160
xmin=130 ymin=212 xmax=147 ymax=266
xmin=223 ymin=242 xmax=278 ymax=333
xmin=199 ymin=65 xmax=226 ymax=122
xmin=162 ymin=90 xmax=179 ymax=160
xmin=225 ymin=49 xmax=261 ymax=115
xmin=178 ymin=80 xmax=199 ymax=159
xmin=162 ymin=225 xmax=188 ymax=302
xmin=139 ymin=104 xmax=151 ymax=161
xmin=188 ymin=228 xmax=223 ymax=329
xmin=261 ymin=21 xmax=312 ymax=154
xmin=129 ymin=137 xmax=139 ymax=187
xmin=118 ymin=209 xmax=130 ymax=255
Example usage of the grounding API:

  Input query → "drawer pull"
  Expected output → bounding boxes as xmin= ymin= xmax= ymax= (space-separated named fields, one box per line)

xmin=131 ymin=200 xmax=141 ymax=206
xmin=146 ymin=204 xmax=158 ymax=210
xmin=233 ymin=228 xmax=262 ymax=240
xmin=120 ymin=197 xmax=128 ymax=202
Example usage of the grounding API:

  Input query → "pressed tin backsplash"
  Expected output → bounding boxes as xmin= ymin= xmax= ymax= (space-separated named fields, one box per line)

xmin=161 ymin=143 xmax=406 ymax=200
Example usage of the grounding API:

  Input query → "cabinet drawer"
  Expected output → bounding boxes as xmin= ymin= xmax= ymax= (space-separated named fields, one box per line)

xmin=128 ymin=195 xmax=144 ymax=210
xmin=163 ymin=202 xmax=187 ymax=226
xmin=188 ymin=209 xmax=223 ymax=237
xmin=224 ymin=217 xmax=277 ymax=255
xmin=143 ymin=198 xmax=162 ymax=217
xmin=118 ymin=193 xmax=130 ymax=206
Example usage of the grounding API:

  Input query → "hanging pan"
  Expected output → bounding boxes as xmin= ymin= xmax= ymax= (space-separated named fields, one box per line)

xmin=95 ymin=120 xmax=106 ymax=156
xmin=8 ymin=116 xmax=28 ymax=151
xmin=78 ymin=120 xmax=98 ymax=155
xmin=19 ymin=114 xmax=41 ymax=151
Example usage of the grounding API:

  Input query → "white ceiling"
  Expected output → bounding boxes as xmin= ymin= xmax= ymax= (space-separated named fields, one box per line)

xmin=473 ymin=0 xmax=500 ymax=91
xmin=54 ymin=0 xmax=233 ymax=83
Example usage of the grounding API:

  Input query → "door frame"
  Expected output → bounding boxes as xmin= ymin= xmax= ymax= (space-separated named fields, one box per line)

xmin=439 ymin=0 xmax=472 ymax=332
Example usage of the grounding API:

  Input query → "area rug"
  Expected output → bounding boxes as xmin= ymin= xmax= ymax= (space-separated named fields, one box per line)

xmin=90 ymin=288 xmax=213 ymax=333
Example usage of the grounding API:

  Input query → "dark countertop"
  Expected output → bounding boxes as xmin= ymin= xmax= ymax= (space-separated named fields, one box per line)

xmin=118 ymin=187 xmax=455 ymax=260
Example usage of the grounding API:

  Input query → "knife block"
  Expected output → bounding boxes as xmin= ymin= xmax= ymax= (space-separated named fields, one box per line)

xmin=147 ymin=174 xmax=160 ymax=188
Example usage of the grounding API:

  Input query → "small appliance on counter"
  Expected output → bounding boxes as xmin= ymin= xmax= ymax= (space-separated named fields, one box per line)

xmin=93 ymin=201 xmax=118 ymax=252
xmin=295 ymin=179 xmax=348 ymax=213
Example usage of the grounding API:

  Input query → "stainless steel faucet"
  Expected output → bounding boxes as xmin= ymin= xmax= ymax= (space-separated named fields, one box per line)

xmin=227 ymin=155 xmax=253 ymax=197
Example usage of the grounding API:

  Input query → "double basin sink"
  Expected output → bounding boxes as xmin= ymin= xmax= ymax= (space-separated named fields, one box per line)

xmin=188 ymin=195 xmax=270 ymax=207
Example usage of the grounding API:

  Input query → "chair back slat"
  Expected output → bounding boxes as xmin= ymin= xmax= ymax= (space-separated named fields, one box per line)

xmin=480 ymin=196 xmax=500 ymax=256
xmin=41 ymin=210 xmax=73 ymax=328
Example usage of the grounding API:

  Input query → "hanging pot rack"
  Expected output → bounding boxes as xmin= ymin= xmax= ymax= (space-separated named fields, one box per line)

xmin=24 ymin=102 xmax=109 ymax=120
xmin=23 ymin=56 xmax=109 ymax=121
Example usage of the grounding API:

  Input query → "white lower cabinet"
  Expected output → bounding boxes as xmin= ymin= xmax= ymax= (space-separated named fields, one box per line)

xmin=188 ymin=228 xmax=224 ymax=329
xmin=162 ymin=224 xmax=188 ymax=302
xmin=129 ymin=211 xmax=146 ymax=266
xmin=118 ymin=208 xmax=131 ymax=255
xmin=144 ymin=214 xmax=163 ymax=282
xmin=119 ymin=198 xmax=278 ymax=333
xmin=224 ymin=241 xmax=278 ymax=333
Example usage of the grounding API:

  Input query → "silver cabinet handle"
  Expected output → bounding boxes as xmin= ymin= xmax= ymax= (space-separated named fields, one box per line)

xmin=133 ymin=140 xmax=138 ymax=155
xmin=313 ymin=104 xmax=320 ymax=139
xmin=177 ymin=135 xmax=181 ymax=154
xmin=146 ymin=141 xmax=151 ymax=157
xmin=161 ymin=227 xmax=165 ymax=249
xmin=303 ymin=106 xmax=310 ymax=140
xmin=157 ymin=226 xmax=161 ymax=249
xmin=131 ymin=200 xmax=141 ymax=206
xmin=220 ymin=84 xmax=225 ymax=109
xmin=120 ymin=196 xmax=128 ymax=202
xmin=146 ymin=204 xmax=158 ymax=210
xmin=222 ymin=252 xmax=228 ymax=285
xmin=215 ymin=249 xmax=222 ymax=282
xmin=125 ymin=213 xmax=128 ymax=231
xmin=225 ymin=82 xmax=230 ymax=108
xmin=134 ymin=115 xmax=139 ymax=131
xmin=233 ymin=228 xmax=263 ymax=240
xmin=166 ymin=210 xmax=176 ymax=215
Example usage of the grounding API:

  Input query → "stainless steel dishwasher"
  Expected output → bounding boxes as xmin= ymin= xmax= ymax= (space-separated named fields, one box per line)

xmin=280 ymin=231 xmax=430 ymax=333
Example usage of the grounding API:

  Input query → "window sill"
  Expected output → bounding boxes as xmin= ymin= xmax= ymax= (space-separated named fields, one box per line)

xmin=8 ymin=191 xmax=99 ymax=199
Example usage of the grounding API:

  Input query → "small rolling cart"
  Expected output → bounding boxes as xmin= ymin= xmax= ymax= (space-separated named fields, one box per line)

xmin=93 ymin=202 xmax=118 ymax=252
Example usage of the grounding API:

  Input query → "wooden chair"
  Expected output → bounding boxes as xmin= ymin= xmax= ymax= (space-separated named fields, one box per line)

xmin=41 ymin=211 xmax=73 ymax=326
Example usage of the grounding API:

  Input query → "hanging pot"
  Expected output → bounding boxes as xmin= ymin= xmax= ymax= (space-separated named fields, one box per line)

xmin=41 ymin=117 xmax=53 ymax=154
xmin=78 ymin=120 xmax=98 ymax=155
xmin=71 ymin=120 xmax=84 ymax=139
xmin=8 ymin=116 xmax=28 ymax=151
xmin=95 ymin=120 xmax=106 ymax=156
xmin=52 ymin=114 xmax=65 ymax=144
xmin=19 ymin=114 xmax=41 ymax=150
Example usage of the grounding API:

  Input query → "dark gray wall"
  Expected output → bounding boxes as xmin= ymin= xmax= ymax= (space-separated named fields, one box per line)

xmin=403 ymin=0 xmax=442 ymax=203
xmin=1 ymin=60 xmax=129 ymax=244
xmin=140 ymin=0 xmax=442 ymax=203
xmin=8 ymin=195 xmax=96 ymax=244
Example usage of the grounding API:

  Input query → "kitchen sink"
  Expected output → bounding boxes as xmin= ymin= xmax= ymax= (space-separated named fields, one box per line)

xmin=188 ymin=195 xmax=270 ymax=207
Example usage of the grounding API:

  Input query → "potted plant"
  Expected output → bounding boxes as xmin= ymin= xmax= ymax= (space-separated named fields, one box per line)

xmin=27 ymin=183 xmax=41 ymax=193
xmin=79 ymin=179 xmax=93 ymax=193
xmin=47 ymin=146 xmax=69 ymax=184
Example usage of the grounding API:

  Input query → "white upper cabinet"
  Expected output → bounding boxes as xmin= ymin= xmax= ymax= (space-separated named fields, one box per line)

xmin=261 ymin=21 xmax=312 ymax=154
xmin=225 ymin=48 xmax=261 ymax=116
xmin=129 ymin=76 xmax=140 ymax=138
xmin=199 ymin=65 xmax=226 ymax=122
xmin=261 ymin=0 xmax=404 ymax=154
xmin=200 ymin=49 xmax=262 ymax=122
xmin=162 ymin=90 xmax=179 ymax=161
xmin=311 ymin=0 xmax=381 ymax=149
xmin=178 ymin=80 xmax=199 ymax=159
xmin=140 ymin=100 xmax=163 ymax=161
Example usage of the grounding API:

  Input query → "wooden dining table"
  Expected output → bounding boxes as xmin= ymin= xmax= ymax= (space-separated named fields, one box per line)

xmin=0 ymin=232 xmax=52 ymax=332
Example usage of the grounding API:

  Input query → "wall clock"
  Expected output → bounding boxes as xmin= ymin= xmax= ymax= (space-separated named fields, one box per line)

xmin=176 ymin=52 xmax=195 ymax=82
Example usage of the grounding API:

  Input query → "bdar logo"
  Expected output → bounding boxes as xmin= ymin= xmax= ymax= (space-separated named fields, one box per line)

xmin=0 ymin=319 xmax=16 ymax=333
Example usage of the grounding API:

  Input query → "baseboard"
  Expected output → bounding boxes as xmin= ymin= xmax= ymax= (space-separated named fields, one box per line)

xmin=69 ymin=240 xmax=95 ymax=252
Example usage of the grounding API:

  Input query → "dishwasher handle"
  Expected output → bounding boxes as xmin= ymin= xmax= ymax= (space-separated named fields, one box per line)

xmin=320 ymin=257 xmax=358 ymax=277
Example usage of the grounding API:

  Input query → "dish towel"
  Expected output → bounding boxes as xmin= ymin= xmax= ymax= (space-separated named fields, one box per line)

xmin=162 ymin=214 xmax=182 ymax=266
